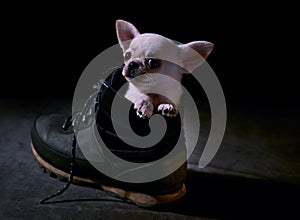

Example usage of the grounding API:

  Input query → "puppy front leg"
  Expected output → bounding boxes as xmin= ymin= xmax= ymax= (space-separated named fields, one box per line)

xmin=157 ymin=96 xmax=178 ymax=117
xmin=134 ymin=94 xmax=154 ymax=119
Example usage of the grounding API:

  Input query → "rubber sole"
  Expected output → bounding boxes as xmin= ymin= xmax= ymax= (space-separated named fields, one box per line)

xmin=31 ymin=143 xmax=186 ymax=207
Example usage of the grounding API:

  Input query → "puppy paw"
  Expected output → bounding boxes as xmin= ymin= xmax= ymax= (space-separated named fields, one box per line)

xmin=134 ymin=99 xmax=154 ymax=119
xmin=158 ymin=104 xmax=178 ymax=117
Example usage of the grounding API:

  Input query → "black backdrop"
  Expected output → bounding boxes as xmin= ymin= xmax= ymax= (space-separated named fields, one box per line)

xmin=2 ymin=2 xmax=299 ymax=117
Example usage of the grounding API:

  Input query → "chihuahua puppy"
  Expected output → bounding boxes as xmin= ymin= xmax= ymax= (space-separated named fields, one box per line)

xmin=116 ymin=20 xmax=214 ymax=118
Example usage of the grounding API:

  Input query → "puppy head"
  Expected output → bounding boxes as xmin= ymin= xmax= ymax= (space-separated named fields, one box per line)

xmin=116 ymin=20 xmax=214 ymax=81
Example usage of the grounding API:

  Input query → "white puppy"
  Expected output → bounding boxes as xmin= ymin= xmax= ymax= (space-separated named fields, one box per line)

xmin=116 ymin=20 xmax=214 ymax=118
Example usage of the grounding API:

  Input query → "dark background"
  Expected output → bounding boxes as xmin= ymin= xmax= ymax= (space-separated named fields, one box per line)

xmin=1 ymin=3 xmax=299 ymax=219
xmin=2 ymin=2 xmax=299 ymax=116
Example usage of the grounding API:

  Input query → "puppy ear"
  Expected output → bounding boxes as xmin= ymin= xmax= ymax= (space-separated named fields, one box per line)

xmin=116 ymin=20 xmax=140 ymax=51
xmin=179 ymin=41 xmax=214 ymax=73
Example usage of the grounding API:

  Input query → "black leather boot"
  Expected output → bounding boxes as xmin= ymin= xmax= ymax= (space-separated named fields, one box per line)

xmin=31 ymin=66 xmax=187 ymax=207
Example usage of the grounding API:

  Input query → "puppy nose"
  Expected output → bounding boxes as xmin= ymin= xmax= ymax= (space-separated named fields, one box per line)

xmin=128 ymin=61 xmax=139 ymax=71
xmin=126 ymin=61 xmax=140 ymax=77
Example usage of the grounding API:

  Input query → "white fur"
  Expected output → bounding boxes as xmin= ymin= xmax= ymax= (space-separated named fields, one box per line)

xmin=116 ymin=20 xmax=214 ymax=118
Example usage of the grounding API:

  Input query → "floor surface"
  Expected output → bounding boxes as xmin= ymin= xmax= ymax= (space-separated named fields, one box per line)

xmin=0 ymin=98 xmax=299 ymax=219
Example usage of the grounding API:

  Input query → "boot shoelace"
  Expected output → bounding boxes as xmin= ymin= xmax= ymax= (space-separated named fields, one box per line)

xmin=39 ymin=79 xmax=119 ymax=204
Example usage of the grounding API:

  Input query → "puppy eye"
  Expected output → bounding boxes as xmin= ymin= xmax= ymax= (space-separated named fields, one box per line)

xmin=124 ymin=52 xmax=131 ymax=61
xmin=145 ymin=58 xmax=160 ymax=69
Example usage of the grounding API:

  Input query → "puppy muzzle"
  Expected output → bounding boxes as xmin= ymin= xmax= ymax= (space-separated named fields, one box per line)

xmin=125 ymin=61 xmax=144 ymax=78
